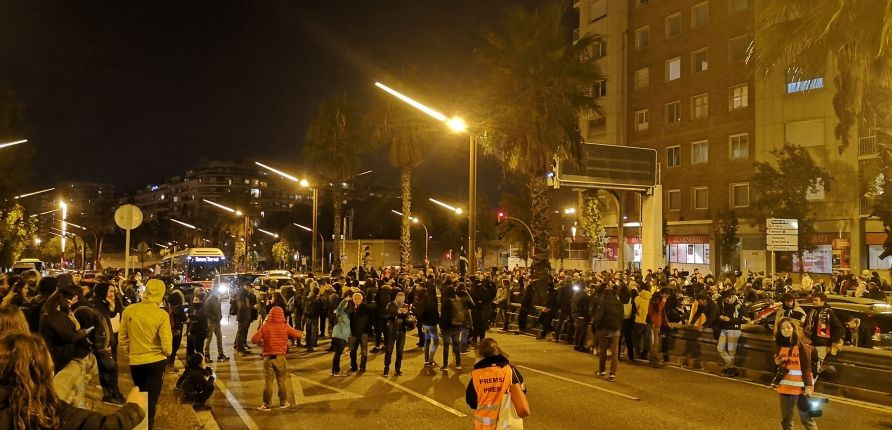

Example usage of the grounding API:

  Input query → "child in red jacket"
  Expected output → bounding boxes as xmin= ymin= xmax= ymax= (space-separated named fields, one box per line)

xmin=251 ymin=306 xmax=302 ymax=411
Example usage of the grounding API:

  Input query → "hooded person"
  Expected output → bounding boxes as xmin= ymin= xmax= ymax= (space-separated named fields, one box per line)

xmin=119 ymin=279 xmax=173 ymax=430
xmin=251 ymin=306 xmax=302 ymax=411
xmin=23 ymin=276 xmax=59 ymax=332
xmin=174 ymin=353 xmax=215 ymax=410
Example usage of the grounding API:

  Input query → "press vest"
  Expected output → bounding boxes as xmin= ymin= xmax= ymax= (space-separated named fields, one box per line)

xmin=471 ymin=365 xmax=513 ymax=430
xmin=777 ymin=345 xmax=805 ymax=395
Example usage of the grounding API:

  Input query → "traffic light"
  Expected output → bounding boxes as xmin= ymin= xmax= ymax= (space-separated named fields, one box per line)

xmin=497 ymin=212 xmax=505 ymax=240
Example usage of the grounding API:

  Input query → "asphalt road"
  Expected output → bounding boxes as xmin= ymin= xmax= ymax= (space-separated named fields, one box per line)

xmin=205 ymin=311 xmax=892 ymax=430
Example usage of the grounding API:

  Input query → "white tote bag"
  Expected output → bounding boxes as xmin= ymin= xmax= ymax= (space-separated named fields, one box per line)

xmin=495 ymin=367 xmax=523 ymax=430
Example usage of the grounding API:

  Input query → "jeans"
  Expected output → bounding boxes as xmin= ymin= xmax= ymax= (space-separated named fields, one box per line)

xmin=574 ymin=317 xmax=590 ymax=349
xmin=780 ymin=394 xmax=819 ymax=430
xmin=262 ymin=355 xmax=288 ymax=406
xmin=633 ymin=322 xmax=650 ymax=358
xmin=620 ymin=319 xmax=635 ymax=360
xmin=459 ymin=327 xmax=470 ymax=352
xmin=235 ymin=320 xmax=251 ymax=351
xmin=188 ymin=332 xmax=206 ymax=357
xmin=597 ymin=329 xmax=620 ymax=375
xmin=110 ymin=331 xmax=119 ymax=362
xmin=331 ymin=338 xmax=347 ymax=373
xmin=305 ymin=318 xmax=319 ymax=350
xmin=384 ymin=331 xmax=406 ymax=372
xmin=553 ymin=310 xmax=572 ymax=342
xmin=96 ymin=349 xmax=123 ymax=400
xmin=169 ymin=325 xmax=183 ymax=365
xmin=442 ymin=329 xmax=462 ymax=367
xmin=349 ymin=333 xmax=369 ymax=371
xmin=648 ymin=325 xmax=663 ymax=365
xmin=423 ymin=325 xmax=440 ymax=363
xmin=717 ymin=329 xmax=742 ymax=368
xmin=518 ymin=306 xmax=531 ymax=331
xmin=497 ymin=303 xmax=510 ymax=330
xmin=131 ymin=359 xmax=166 ymax=430
xmin=472 ymin=305 xmax=491 ymax=342
xmin=205 ymin=322 xmax=225 ymax=356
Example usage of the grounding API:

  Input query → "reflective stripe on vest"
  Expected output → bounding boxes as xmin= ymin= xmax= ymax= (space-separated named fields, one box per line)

xmin=472 ymin=365 xmax=513 ymax=430
xmin=776 ymin=345 xmax=806 ymax=395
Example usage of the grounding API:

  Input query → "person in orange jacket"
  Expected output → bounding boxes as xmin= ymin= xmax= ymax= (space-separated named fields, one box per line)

xmin=465 ymin=338 xmax=530 ymax=429
xmin=251 ymin=306 xmax=302 ymax=411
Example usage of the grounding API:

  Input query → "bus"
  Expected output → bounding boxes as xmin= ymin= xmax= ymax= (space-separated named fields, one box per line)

xmin=162 ymin=248 xmax=226 ymax=289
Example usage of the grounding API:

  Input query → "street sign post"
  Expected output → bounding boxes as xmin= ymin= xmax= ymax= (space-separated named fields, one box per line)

xmin=766 ymin=218 xmax=798 ymax=273
xmin=115 ymin=204 xmax=143 ymax=277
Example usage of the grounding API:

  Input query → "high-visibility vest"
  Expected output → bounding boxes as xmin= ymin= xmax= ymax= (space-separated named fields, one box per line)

xmin=471 ymin=365 xmax=513 ymax=430
xmin=777 ymin=345 xmax=806 ymax=395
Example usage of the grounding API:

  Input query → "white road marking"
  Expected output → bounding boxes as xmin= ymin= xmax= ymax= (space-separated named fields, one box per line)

xmin=516 ymin=365 xmax=641 ymax=401
xmin=376 ymin=376 xmax=468 ymax=417
xmin=290 ymin=373 xmax=363 ymax=404
xmin=215 ymin=370 xmax=261 ymax=430
xmin=670 ymin=365 xmax=892 ymax=414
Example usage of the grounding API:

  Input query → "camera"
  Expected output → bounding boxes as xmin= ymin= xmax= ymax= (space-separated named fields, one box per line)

xmin=769 ymin=366 xmax=789 ymax=388
xmin=798 ymin=395 xmax=829 ymax=418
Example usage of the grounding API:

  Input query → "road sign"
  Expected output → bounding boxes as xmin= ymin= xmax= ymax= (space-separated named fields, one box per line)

xmin=766 ymin=228 xmax=798 ymax=235
xmin=114 ymin=205 xmax=143 ymax=230
xmin=137 ymin=242 xmax=149 ymax=254
xmin=767 ymin=235 xmax=798 ymax=246
xmin=767 ymin=245 xmax=799 ymax=251
xmin=767 ymin=218 xmax=798 ymax=229
xmin=554 ymin=143 xmax=657 ymax=191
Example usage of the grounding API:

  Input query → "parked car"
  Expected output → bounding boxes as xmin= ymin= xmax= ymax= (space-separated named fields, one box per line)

xmin=11 ymin=258 xmax=44 ymax=275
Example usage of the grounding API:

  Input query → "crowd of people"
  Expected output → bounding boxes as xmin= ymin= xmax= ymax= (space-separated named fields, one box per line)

xmin=1 ymin=263 xmax=885 ymax=428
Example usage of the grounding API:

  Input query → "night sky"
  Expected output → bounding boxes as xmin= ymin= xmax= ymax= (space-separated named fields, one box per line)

xmin=0 ymin=0 xmax=515 ymax=193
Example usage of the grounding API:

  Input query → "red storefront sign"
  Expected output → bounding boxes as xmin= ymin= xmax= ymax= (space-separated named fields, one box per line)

xmin=866 ymin=232 xmax=889 ymax=246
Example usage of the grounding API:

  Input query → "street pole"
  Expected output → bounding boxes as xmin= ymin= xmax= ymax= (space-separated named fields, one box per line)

xmin=468 ymin=134 xmax=477 ymax=274
xmin=311 ymin=187 xmax=318 ymax=274
xmin=319 ymin=232 xmax=325 ymax=275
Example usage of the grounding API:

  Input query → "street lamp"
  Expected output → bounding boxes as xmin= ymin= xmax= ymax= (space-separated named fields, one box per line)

xmin=294 ymin=222 xmax=324 ymax=274
xmin=391 ymin=209 xmax=430 ymax=268
xmin=429 ymin=198 xmax=464 ymax=216
xmin=14 ymin=187 xmax=55 ymax=200
xmin=0 ymin=139 xmax=27 ymax=150
xmin=376 ymin=82 xmax=478 ymax=273
xmin=59 ymin=201 xmax=68 ymax=268
xmin=202 ymin=199 xmax=251 ymax=268
xmin=66 ymin=221 xmax=99 ymax=270
xmin=255 ymin=162 xmax=321 ymax=274
xmin=257 ymin=228 xmax=279 ymax=238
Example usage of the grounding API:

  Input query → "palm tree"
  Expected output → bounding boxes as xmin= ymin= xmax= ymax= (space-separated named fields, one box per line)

xmin=753 ymin=1 xmax=892 ymax=153
xmin=373 ymin=99 xmax=433 ymax=272
xmin=476 ymin=0 xmax=603 ymax=274
xmin=303 ymin=94 xmax=366 ymax=274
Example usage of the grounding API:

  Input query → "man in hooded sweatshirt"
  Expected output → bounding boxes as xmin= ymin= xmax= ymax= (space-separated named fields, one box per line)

xmin=251 ymin=306 xmax=302 ymax=411
xmin=119 ymin=278 xmax=173 ymax=430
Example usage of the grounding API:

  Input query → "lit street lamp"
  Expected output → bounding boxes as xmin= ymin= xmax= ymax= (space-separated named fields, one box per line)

xmin=376 ymin=82 xmax=478 ymax=273
xmin=255 ymin=162 xmax=321 ymax=274
xmin=429 ymin=198 xmax=464 ymax=216
xmin=59 ymin=201 xmax=68 ymax=268
xmin=0 ymin=139 xmax=27 ymax=150
xmin=294 ymin=222 xmax=324 ymax=274
xmin=14 ymin=187 xmax=55 ymax=200
xmin=391 ymin=209 xmax=430 ymax=270
xmin=257 ymin=228 xmax=279 ymax=238
xmin=202 ymin=199 xmax=251 ymax=268
xmin=66 ymin=221 xmax=99 ymax=270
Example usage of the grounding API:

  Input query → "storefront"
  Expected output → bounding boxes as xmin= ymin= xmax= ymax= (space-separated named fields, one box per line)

xmin=667 ymin=235 xmax=711 ymax=274
xmin=594 ymin=236 xmax=642 ymax=271
xmin=790 ymin=233 xmax=851 ymax=274
xmin=867 ymin=232 xmax=891 ymax=270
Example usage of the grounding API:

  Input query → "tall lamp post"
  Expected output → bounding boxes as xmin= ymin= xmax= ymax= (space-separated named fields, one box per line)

xmin=66 ymin=221 xmax=98 ymax=270
xmin=254 ymin=162 xmax=320 ymax=274
xmin=294 ymin=223 xmax=324 ymax=275
xmin=391 ymin=209 xmax=429 ymax=269
xmin=374 ymin=82 xmax=477 ymax=273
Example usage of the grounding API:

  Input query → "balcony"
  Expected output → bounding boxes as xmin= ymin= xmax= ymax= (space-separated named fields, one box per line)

xmin=861 ymin=196 xmax=876 ymax=216
xmin=858 ymin=135 xmax=878 ymax=158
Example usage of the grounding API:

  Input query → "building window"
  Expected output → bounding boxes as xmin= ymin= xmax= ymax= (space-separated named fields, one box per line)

xmin=665 ymin=101 xmax=681 ymax=124
xmin=635 ymin=109 xmax=649 ymax=131
xmin=669 ymin=243 xmax=710 ymax=264
xmin=590 ymin=0 xmax=607 ymax=22
xmin=666 ymin=57 xmax=681 ymax=81
xmin=692 ymin=187 xmax=709 ymax=210
xmin=691 ymin=2 xmax=709 ymax=28
xmin=250 ymin=188 xmax=261 ymax=198
xmin=691 ymin=140 xmax=709 ymax=164
xmin=665 ymin=13 xmax=682 ymax=38
xmin=729 ymin=34 xmax=753 ymax=63
xmin=592 ymin=38 xmax=607 ymax=59
xmin=635 ymin=26 xmax=650 ymax=49
xmin=666 ymin=146 xmax=681 ymax=167
xmin=729 ymin=0 xmax=748 ymax=13
xmin=730 ymin=84 xmax=749 ymax=110
xmin=731 ymin=183 xmax=750 ymax=207
xmin=692 ymin=48 xmax=708 ymax=73
xmin=691 ymin=93 xmax=708 ymax=119
xmin=595 ymin=80 xmax=607 ymax=96
xmin=634 ymin=67 xmax=649 ymax=90
xmin=786 ymin=77 xmax=824 ymax=94
xmin=667 ymin=189 xmax=682 ymax=211
xmin=729 ymin=133 xmax=749 ymax=159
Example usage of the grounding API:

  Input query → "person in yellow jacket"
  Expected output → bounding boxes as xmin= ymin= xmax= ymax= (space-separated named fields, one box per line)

xmin=632 ymin=285 xmax=652 ymax=360
xmin=465 ymin=338 xmax=530 ymax=429
xmin=120 ymin=278 xmax=172 ymax=430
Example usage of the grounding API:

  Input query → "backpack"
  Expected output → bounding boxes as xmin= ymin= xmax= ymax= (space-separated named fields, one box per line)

xmin=449 ymin=298 xmax=466 ymax=327
xmin=228 ymin=296 xmax=239 ymax=316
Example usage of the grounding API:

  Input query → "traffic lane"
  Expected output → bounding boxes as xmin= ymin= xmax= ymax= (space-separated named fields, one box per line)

xmin=487 ymin=331 xmax=892 ymax=429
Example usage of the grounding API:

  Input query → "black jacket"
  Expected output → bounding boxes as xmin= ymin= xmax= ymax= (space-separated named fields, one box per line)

xmin=175 ymin=365 xmax=215 ymax=403
xmin=0 ymin=386 xmax=144 ymax=430
xmin=39 ymin=306 xmax=90 ymax=372
xmin=385 ymin=302 xmax=409 ymax=334
xmin=347 ymin=302 xmax=373 ymax=336
xmin=557 ymin=285 xmax=574 ymax=315
xmin=592 ymin=291 xmax=623 ymax=331
xmin=417 ymin=289 xmax=440 ymax=327
xmin=805 ymin=304 xmax=844 ymax=347
xmin=716 ymin=299 xmax=745 ymax=331
xmin=73 ymin=305 xmax=110 ymax=351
